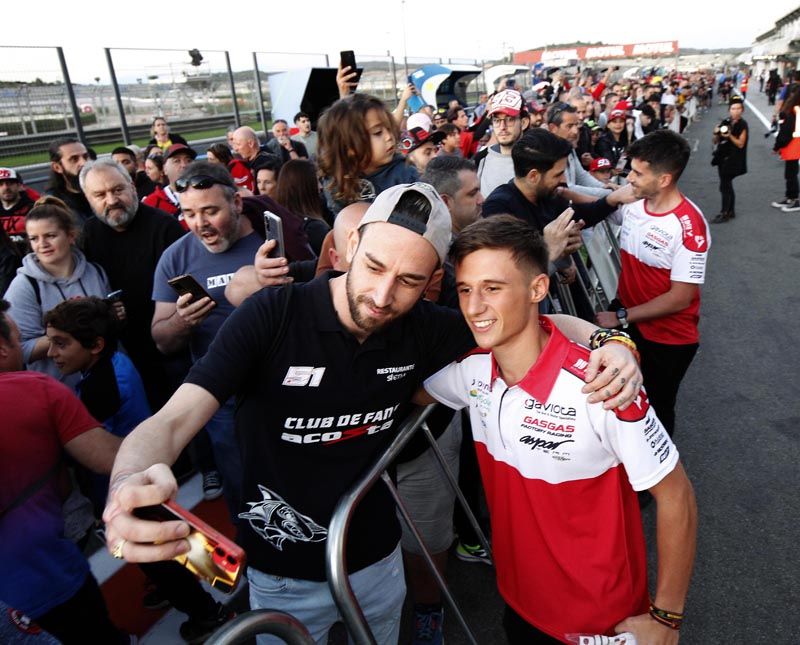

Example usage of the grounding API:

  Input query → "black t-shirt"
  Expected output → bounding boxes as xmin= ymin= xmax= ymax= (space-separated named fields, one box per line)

xmin=45 ymin=187 xmax=93 ymax=227
xmin=482 ymin=180 xmax=615 ymax=230
xmin=718 ymin=118 xmax=748 ymax=177
xmin=185 ymin=272 xmax=473 ymax=580
xmin=81 ymin=204 xmax=186 ymax=408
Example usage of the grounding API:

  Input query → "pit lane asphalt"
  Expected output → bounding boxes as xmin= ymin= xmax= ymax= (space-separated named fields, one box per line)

xmin=419 ymin=90 xmax=800 ymax=645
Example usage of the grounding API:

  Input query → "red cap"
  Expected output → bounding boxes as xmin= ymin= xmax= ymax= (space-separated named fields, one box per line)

xmin=164 ymin=143 xmax=197 ymax=161
xmin=608 ymin=109 xmax=626 ymax=122
xmin=589 ymin=157 xmax=612 ymax=172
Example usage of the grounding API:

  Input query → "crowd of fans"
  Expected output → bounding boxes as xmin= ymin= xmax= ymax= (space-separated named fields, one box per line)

xmin=0 ymin=58 xmax=786 ymax=645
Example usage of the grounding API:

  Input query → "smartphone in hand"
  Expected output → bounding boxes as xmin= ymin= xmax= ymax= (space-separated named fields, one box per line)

xmin=339 ymin=50 xmax=362 ymax=84
xmin=263 ymin=211 xmax=285 ymax=258
xmin=168 ymin=274 xmax=214 ymax=304
xmin=134 ymin=500 xmax=245 ymax=593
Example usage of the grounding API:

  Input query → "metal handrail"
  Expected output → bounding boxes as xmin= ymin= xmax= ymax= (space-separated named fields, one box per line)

xmin=326 ymin=404 xmax=490 ymax=645
xmin=205 ymin=609 xmax=314 ymax=645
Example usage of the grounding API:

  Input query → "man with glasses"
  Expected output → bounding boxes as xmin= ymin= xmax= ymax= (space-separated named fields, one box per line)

xmin=475 ymin=90 xmax=530 ymax=196
xmin=432 ymin=111 xmax=447 ymax=130
xmin=151 ymin=161 xmax=262 ymax=518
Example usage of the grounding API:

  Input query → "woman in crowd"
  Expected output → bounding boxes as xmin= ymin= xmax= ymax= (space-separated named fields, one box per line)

xmin=772 ymin=88 xmax=800 ymax=212
xmin=711 ymin=96 xmax=748 ymax=223
xmin=148 ymin=116 xmax=188 ymax=153
xmin=206 ymin=143 xmax=254 ymax=193
xmin=143 ymin=153 xmax=166 ymax=197
xmin=252 ymin=155 xmax=282 ymax=199
xmin=4 ymin=197 xmax=119 ymax=386
xmin=273 ymin=159 xmax=330 ymax=256
xmin=596 ymin=108 xmax=633 ymax=178
xmin=317 ymin=93 xmax=417 ymax=216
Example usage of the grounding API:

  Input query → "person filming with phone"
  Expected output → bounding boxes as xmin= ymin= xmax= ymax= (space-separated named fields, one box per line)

xmin=150 ymin=161 xmax=263 ymax=517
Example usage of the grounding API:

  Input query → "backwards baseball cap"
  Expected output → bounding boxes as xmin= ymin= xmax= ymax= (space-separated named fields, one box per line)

xmin=358 ymin=183 xmax=452 ymax=265
xmin=401 ymin=127 xmax=446 ymax=155
xmin=488 ymin=89 xmax=524 ymax=117
xmin=729 ymin=95 xmax=744 ymax=106
xmin=589 ymin=157 xmax=612 ymax=172
xmin=0 ymin=168 xmax=20 ymax=181
xmin=164 ymin=143 xmax=197 ymax=161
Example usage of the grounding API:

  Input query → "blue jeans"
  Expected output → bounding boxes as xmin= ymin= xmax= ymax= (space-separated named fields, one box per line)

xmin=204 ymin=398 xmax=242 ymax=519
xmin=247 ymin=543 xmax=405 ymax=644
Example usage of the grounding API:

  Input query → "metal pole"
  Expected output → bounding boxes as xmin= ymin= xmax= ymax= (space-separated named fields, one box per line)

xmin=225 ymin=51 xmax=241 ymax=127
xmin=389 ymin=52 xmax=399 ymax=108
xmin=105 ymin=48 xmax=131 ymax=144
xmin=382 ymin=473 xmax=479 ymax=645
xmin=326 ymin=405 xmax=437 ymax=645
xmin=205 ymin=610 xmax=314 ymax=645
xmin=252 ymin=52 xmax=268 ymax=133
xmin=325 ymin=53 xmax=330 ymax=67
xmin=56 ymin=46 xmax=85 ymax=143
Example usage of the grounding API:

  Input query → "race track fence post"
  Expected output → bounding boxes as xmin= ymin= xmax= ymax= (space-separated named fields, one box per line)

xmin=224 ymin=51 xmax=241 ymax=128
xmin=252 ymin=53 xmax=268 ymax=132
xmin=205 ymin=609 xmax=314 ymax=645
xmin=326 ymin=404 xmax=487 ymax=645
xmin=56 ymin=47 xmax=85 ymax=145
xmin=104 ymin=48 xmax=131 ymax=145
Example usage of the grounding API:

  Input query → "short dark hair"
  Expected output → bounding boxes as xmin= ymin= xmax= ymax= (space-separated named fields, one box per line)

xmin=446 ymin=107 xmax=465 ymax=123
xmin=640 ymin=104 xmax=657 ymax=119
xmin=627 ymin=129 xmax=691 ymax=182
xmin=207 ymin=143 xmax=233 ymax=166
xmin=546 ymin=102 xmax=577 ymax=127
xmin=421 ymin=156 xmax=476 ymax=196
xmin=111 ymin=146 xmax=136 ymax=161
xmin=43 ymin=297 xmax=118 ymax=358
xmin=450 ymin=215 xmax=549 ymax=277
xmin=359 ymin=190 xmax=432 ymax=256
xmin=294 ymin=111 xmax=310 ymax=123
xmin=438 ymin=123 xmax=459 ymax=138
xmin=511 ymin=128 xmax=572 ymax=178
xmin=0 ymin=299 xmax=11 ymax=343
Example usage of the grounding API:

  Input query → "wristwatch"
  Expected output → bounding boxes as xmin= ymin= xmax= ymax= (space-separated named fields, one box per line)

xmin=616 ymin=308 xmax=629 ymax=329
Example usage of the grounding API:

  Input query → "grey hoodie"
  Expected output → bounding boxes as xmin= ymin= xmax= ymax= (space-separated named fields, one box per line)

xmin=5 ymin=248 xmax=111 ymax=384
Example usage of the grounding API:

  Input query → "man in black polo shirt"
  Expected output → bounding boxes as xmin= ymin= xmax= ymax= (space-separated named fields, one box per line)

xmin=103 ymin=184 xmax=642 ymax=643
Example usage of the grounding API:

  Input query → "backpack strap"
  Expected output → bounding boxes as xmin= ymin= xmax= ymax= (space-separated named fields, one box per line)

xmin=0 ymin=459 xmax=61 ymax=520
xmin=25 ymin=275 xmax=41 ymax=306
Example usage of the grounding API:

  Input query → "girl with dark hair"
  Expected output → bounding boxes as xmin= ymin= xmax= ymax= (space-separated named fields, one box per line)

xmin=274 ymin=159 xmax=330 ymax=255
xmin=207 ymin=142 xmax=255 ymax=193
xmin=3 ymin=196 xmax=118 ymax=385
xmin=317 ymin=93 xmax=418 ymax=216
xmin=772 ymin=88 xmax=800 ymax=211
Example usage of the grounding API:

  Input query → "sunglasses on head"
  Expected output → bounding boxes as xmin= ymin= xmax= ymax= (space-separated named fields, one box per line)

xmin=174 ymin=175 xmax=230 ymax=193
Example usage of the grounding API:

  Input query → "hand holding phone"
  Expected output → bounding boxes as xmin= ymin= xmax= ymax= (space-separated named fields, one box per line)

xmin=134 ymin=501 xmax=246 ymax=593
xmin=168 ymin=274 xmax=216 ymax=327
xmin=168 ymin=274 xmax=215 ymax=304
xmin=263 ymin=211 xmax=285 ymax=258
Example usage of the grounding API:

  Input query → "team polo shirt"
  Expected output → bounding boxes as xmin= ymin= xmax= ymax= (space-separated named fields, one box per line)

xmin=424 ymin=318 xmax=678 ymax=641
xmin=616 ymin=197 xmax=710 ymax=345
xmin=185 ymin=272 xmax=473 ymax=581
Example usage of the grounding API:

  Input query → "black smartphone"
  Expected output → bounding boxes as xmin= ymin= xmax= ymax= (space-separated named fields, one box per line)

xmin=263 ymin=211 xmax=285 ymax=258
xmin=167 ymin=274 xmax=214 ymax=303
xmin=134 ymin=501 xmax=246 ymax=593
xmin=340 ymin=50 xmax=362 ymax=84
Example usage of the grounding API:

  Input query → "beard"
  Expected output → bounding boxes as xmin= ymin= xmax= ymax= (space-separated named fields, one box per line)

xmin=345 ymin=270 xmax=399 ymax=336
xmin=98 ymin=200 xmax=137 ymax=231
xmin=63 ymin=170 xmax=81 ymax=192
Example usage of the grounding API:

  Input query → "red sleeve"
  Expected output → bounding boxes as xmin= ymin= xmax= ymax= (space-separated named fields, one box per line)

xmin=25 ymin=187 xmax=41 ymax=201
xmin=229 ymin=160 xmax=255 ymax=192
xmin=459 ymin=131 xmax=475 ymax=158
xmin=591 ymin=82 xmax=606 ymax=101
xmin=44 ymin=377 xmax=102 ymax=445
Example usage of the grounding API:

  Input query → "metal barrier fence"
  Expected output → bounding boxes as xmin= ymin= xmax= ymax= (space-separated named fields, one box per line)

xmin=0 ymin=46 xmax=500 ymax=169
xmin=206 ymin=610 xmax=314 ymax=645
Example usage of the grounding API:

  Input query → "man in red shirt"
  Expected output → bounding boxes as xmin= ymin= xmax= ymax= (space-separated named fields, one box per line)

xmin=596 ymin=130 xmax=710 ymax=437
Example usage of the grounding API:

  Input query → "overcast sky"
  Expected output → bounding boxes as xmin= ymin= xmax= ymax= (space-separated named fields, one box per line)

xmin=3 ymin=0 xmax=799 ymax=83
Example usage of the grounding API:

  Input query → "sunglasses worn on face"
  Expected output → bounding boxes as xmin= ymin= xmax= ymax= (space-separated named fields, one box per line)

xmin=174 ymin=175 xmax=230 ymax=193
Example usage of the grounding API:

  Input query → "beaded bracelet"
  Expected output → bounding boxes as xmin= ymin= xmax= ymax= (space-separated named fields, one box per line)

xmin=649 ymin=604 xmax=684 ymax=630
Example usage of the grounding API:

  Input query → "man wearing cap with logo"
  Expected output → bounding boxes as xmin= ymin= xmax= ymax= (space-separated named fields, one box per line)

xmin=402 ymin=114 xmax=446 ymax=174
xmin=0 ymin=168 xmax=37 ymax=254
xmin=142 ymin=143 xmax=197 ymax=227
xmin=102 ymin=181 xmax=643 ymax=644
xmin=474 ymin=90 xmax=530 ymax=197
xmin=589 ymin=157 xmax=613 ymax=183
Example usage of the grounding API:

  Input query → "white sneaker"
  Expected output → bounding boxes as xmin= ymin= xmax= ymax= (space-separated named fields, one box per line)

xmin=772 ymin=198 xmax=793 ymax=208
xmin=781 ymin=199 xmax=800 ymax=212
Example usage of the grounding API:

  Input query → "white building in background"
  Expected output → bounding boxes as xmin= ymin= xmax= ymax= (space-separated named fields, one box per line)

xmin=745 ymin=6 xmax=800 ymax=78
